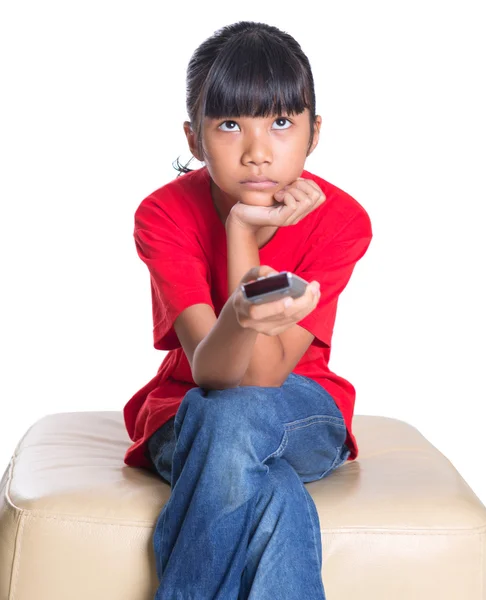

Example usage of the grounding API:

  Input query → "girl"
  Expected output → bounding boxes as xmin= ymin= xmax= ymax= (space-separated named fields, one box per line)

xmin=123 ymin=20 xmax=373 ymax=600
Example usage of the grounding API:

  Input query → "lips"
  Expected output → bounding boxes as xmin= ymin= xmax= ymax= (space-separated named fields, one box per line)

xmin=241 ymin=181 xmax=277 ymax=189
xmin=241 ymin=175 xmax=277 ymax=183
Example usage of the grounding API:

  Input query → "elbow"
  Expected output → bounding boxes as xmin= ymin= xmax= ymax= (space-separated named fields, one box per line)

xmin=193 ymin=364 xmax=242 ymax=390
xmin=192 ymin=350 xmax=243 ymax=390
xmin=193 ymin=376 xmax=241 ymax=391
xmin=236 ymin=369 xmax=284 ymax=388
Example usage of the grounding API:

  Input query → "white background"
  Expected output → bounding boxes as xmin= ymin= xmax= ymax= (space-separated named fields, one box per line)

xmin=1 ymin=2 xmax=484 ymax=505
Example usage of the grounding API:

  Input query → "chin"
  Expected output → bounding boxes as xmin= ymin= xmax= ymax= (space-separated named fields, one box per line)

xmin=239 ymin=191 xmax=276 ymax=205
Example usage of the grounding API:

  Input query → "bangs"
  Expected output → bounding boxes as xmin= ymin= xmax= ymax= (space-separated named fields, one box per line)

xmin=201 ymin=32 xmax=311 ymax=120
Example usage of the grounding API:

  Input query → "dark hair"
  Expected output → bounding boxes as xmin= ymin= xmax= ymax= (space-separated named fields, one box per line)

xmin=173 ymin=21 xmax=317 ymax=176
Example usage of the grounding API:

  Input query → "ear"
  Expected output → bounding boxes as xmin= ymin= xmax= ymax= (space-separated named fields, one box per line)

xmin=183 ymin=121 xmax=204 ymax=162
xmin=306 ymin=115 xmax=322 ymax=157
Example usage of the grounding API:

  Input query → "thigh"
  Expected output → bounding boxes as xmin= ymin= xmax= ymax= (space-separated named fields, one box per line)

xmin=147 ymin=373 xmax=350 ymax=485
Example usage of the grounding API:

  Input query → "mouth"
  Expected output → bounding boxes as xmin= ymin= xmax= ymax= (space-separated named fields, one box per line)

xmin=240 ymin=181 xmax=278 ymax=189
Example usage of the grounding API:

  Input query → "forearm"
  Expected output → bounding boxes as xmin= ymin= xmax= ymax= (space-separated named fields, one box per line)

xmin=226 ymin=217 xmax=285 ymax=387
xmin=192 ymin=218 xmax=285 ymax=390
xmin=237 ymin=333 xmax=284 ymax=386
xmin=192 ymin=296 xmax=259 ymax=389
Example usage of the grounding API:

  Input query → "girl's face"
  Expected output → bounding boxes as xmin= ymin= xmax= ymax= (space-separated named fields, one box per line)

xmin=185 ymin=108 xmax=321 ymax=208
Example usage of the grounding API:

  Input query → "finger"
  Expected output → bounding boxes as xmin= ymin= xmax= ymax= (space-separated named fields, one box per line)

xmin=286 ymin=178 xmax=326 ymax=206
xmin=241 ymin=264 xmax=279 ymax=285
xmin=291 ymin=179 xmax=325 ymax=203
xmin=274 ymin=187 xmax=296 ymax=207
xmin=288 ymin=189 xmax=325 ymax=226
xmin=278 ymin=290 xmax=319 ymax=326
xmin=285 ymin=281 xmax=321 ymax=314
xmin=249 ymin=286 xmax=312 ymax=321
xmin=248 ymin=296 xmax=291 ymax=321
xmin=276 ymin=178 xmax=323 ymax=201
xmin=268 ymin=196 xmax=300 ymax=226
xmin=287 ymin=187 xmax=314 ymax=206
xmin=280 ymin=184 xmax=319 ymax=208
xmin=273 ymin=184 xmax=291 ymax=202
xmin=277 ymin=188 xmax=313 ymax=223
xmin=251 ymin=281 xmax=320 ymax=322
xmin=275 ymin=189 xmax=298 ymax=210
xmin=258 ymin=265 xmax=279 ymax=277
xmin=240 ymin=266 xmax=261 ymax=284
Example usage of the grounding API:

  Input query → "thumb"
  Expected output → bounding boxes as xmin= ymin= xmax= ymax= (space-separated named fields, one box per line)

xmin=258 ymin=265 xmax=279 ymax=278
xmin=240 ymin=264 xmax=278 ymax=284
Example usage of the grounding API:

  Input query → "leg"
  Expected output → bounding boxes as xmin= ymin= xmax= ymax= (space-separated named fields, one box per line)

xmin=148 ymin=373 xmax=349 ymax=599
xmin=238 ymin=455 xmax=327 ymax=600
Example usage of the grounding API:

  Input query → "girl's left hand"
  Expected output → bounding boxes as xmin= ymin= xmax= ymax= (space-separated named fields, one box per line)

xmin=232 ymin=264 xmax=321 ymax=336
xmin=228 ymin=177 xmax=326 ymax=231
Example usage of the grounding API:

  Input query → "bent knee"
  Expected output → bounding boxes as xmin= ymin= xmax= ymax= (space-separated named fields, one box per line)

xmin=181 ymin=384 xmax=281 ymax=430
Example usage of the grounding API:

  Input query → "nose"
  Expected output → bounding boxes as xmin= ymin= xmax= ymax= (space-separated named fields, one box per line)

xmin=241 ymin=130 xmax=272 ymax=166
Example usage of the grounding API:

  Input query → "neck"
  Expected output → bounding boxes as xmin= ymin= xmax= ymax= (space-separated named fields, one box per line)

xmin=210 ymin=178 xmax=235 ymax=225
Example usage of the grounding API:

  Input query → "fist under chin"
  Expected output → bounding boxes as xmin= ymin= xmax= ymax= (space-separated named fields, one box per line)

xmin=239 ymin=198 xmax=276 ymax=208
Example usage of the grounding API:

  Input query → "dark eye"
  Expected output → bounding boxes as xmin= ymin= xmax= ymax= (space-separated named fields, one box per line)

xmin=218 ymin=121 xmax=239 ymax=132
xmin=273 ymin=118 xmax=291 ymax=129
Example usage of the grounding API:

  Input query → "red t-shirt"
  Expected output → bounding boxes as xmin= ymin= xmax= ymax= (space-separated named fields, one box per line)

xmin=123 ymin=166 xmax=372 ymax=469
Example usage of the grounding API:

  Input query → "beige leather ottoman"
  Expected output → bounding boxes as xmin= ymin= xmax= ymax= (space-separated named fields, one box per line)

xmin=1 ymin=411 xmax=485 ymax=599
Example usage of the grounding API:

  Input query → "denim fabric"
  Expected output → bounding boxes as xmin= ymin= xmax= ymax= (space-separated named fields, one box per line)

xmin=147 ymin=372 xmax=351 ymax=600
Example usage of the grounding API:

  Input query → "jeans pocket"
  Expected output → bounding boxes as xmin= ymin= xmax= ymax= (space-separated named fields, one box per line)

xmin=282 ymin=415 xmax=348 ymax=483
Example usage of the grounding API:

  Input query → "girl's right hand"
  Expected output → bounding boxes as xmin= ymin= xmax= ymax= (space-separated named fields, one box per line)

xmin=228 ymin=177 xmax=326 ymax=233
xmin=232 ymin=265 xmax=321 ymax=336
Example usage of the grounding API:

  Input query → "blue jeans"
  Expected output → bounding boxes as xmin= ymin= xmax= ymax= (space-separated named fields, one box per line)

xmin=147 ymin=372 xmax=351 ymax=600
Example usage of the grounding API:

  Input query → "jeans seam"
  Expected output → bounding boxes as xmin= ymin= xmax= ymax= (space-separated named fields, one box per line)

xmin=262 ymin=429 xmax=289 ymax=464
xmin=284 ymin=415 xmax=345 ymax=432
xmin=328 ymin=444 xmax=351 ymax=474
xmin=172 ymin=417 xmax=190 ymax=454
xmin=321 ymin=445 xmax=343 ymax=478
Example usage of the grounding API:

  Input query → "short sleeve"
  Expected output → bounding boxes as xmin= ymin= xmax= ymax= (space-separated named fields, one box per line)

xmin=134 ymin=198 xmax=215 ymax=351
xmin=294 ymin=208 xmax=373 ymax=348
